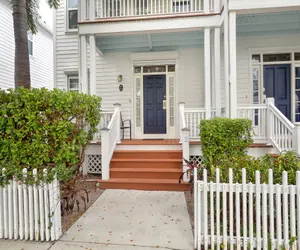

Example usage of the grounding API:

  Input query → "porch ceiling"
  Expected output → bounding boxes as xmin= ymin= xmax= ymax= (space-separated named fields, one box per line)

xmin=96 ymin=30 xmax=204 ymax=53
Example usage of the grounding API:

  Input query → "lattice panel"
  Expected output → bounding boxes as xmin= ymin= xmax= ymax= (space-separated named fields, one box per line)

xmin=87 ymin=154 xmax=102 ymax=174
xmin=189 ymin=155 xmax=204 ymax=166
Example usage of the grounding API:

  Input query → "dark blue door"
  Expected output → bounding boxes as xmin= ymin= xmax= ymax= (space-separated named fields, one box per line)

xmin=264 ymin=64 xmax=291 ymax=120
xmin=143 ymin=75 xmax=166 ymax=134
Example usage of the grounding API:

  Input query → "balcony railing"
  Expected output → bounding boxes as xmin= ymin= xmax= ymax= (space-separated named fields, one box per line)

xmin=83 ymin=0 xmax=222 ymax=20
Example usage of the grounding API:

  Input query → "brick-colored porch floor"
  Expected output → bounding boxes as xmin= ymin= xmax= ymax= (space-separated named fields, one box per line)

xmin=120 ymin=139 xmax=180 ymax=145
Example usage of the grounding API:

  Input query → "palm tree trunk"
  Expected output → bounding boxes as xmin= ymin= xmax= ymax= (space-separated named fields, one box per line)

xmin=12 ymin=0 xmax=31 ymax=89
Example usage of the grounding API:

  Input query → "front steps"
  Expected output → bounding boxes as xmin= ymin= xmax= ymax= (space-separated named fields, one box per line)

xmin=99 ymin=150 xmax=190 ymax=191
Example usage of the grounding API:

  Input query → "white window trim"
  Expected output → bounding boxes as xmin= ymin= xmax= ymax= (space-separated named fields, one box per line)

xmin=28 ymin=31 xmax=33 ymax=56
xmin=65 ymin=0 xmax=78 ymax=32
xmin=67 ymin=75 xmax=79 ymax=91
xmin=248 ymin=47 xmax=300 ymax=123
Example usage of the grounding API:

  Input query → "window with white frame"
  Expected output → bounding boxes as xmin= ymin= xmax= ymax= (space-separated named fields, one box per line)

xmin=251 ymin=55 xmax=261 ymax=126
xmin=295 ymin=53 xmax=300 ymax=122
xmin=67 ymin=0 xmax=78 ymax=30
xmin=28 ymin=31 xmax=33 ymax=56
xmin=68 ymin=75 xmax=79 ymax=91
xmin=169 ymin=76 xmax=175 ymax=126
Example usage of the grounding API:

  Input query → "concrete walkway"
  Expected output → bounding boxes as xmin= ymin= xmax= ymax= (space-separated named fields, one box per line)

xmin=0 ymin=190 xmax=193 ymax=250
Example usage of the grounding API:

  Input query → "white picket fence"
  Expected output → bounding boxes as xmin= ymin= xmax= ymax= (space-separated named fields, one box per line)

xmin=0 ymin=168 xmax=61 ymax=241
xmin=194 ymin=167 xmax=300 ymax=250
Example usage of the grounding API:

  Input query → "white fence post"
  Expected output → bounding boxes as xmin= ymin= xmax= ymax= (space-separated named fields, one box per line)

xmin=178 ymin=102 xmax=185 ymax=143
xmin=182 ymin=128 xmax=190 ymax=182
xmin=113 ymin=103 xmax=121 ymax=143
xmin=194 ymin=166 xmax=198 ymax=250
xmin=293 ymin=123 xmax=300 ymax=154
xmin=266 ymin=97 xmax=275 ymax=142
xmin=101 ymin=128 xmax=110 ymax=180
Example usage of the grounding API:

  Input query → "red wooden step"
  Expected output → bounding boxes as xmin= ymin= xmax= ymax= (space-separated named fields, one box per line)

xmin=110 ymin=167 xmax=182 ymax=179
xmin=99 ymin=178 xmax=190 ymax=191
xmin=112 ymin=150 xmax=182 ymax=159
xmin=110 ymin=158 xmax=182 ymax=169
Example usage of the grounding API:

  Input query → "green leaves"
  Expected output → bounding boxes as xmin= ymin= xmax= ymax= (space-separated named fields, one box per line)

xmin=199 ymin=118 xmax=300 ymax=184
xmin=200 ymin=117 xmax=253 ymax=168
xmin=0 ymin=87 xmax=102 ymax=185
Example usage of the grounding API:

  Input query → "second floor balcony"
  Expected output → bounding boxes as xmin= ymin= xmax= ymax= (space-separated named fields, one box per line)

xmin=81 ymin=0 xmax=224 ymax=21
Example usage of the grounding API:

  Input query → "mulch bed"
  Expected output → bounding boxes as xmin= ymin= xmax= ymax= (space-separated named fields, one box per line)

xmin=185 ymin=191 xmax=194 ymax=233
xmin=61 ymin=177 xmax=105 ymax=233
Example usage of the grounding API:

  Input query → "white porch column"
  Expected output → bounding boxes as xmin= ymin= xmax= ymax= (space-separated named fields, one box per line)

xmin=214 ymin=27 xmax=221 ymax=117
xmin=79 ymin=0 xmax=86 ymax=21
xmin=229 ymin=11 xmax=237 ymax=118
xmin=89 ymin=35 xmax=96 ymax=95
xmin=204 ymin=28 xmax=211 ymax=119
xmin=89 ymin=0 xmax=95 ymax=20
xmin=80 ymin=36 xmax=88 ymax=94
xmin=223 ymin=0 xmax=229 ymax=117
xmin=203 ymin=0 xmax=209 ymax=13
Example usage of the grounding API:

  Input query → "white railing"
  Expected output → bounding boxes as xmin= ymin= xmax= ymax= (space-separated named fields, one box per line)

xmin=0 ymin=168 xmax=61 ymax=241
xmin=179 ymin=102 xmax=189 ymax=182
xmin=93 ymin=111 xmax=114 ymax=141
xmin=101 ymin=104 xmax=121 ymax=180
xmin=237 ymin=104 xmax=268 ymax=141
xmin=194 ymin=167 xmax=300 ymax=249
xmin=184 ymin=108 xmax=206 ymax=139
xmin=88 ymin=0 xmax=220 ymax=19
xmin=267 ymin=99 xmax=295 ymax=152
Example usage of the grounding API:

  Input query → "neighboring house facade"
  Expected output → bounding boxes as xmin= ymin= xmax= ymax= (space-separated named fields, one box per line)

xmin=0 ymin=0 xmax=54 ymax=90
xmin=54 ymin=0 xmax=300 ymax=190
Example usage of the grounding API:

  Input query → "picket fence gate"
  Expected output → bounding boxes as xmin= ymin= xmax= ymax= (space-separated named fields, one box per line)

xmin=194 ymin=168 xmax=300 ymax=250
xmin=0 ymin=168 xmax=62 ymax=241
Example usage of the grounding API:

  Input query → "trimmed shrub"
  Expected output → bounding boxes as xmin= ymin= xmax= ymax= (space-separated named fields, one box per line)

xmin=0 ymin=87 xmax=102 ymax=184
xmin=199 ymin=117 xmax=253 ymax=169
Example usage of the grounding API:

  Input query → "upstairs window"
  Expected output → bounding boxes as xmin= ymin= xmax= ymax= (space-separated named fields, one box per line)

xmin=67 ymin=0 xmax=78 ymax=30
xmin=28 ymin=31 xmax=33 ymax=55
xmin=68 ymin=75 xmax=79 ymax=91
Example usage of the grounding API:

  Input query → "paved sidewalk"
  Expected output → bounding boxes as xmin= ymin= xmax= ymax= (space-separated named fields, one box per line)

xmin=0 ymin=190 xmax=193 ymax=250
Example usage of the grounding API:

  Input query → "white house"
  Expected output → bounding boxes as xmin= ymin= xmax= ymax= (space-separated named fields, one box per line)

xmin=54 ymin=0 xmax=300 ymax=190
xmin=0 ymin=0 xmax=54 ymax=90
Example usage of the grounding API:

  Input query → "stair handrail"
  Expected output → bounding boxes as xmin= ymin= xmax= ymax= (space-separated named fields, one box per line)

xmin=266 ymin=98 xmax=295 ymax=152
xmin=101 ymin=103 xmax=121 ymax=180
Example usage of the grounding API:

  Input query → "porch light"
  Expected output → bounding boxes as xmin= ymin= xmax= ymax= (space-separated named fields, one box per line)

xmin=117 ymin=75 xmax=123 ymax=82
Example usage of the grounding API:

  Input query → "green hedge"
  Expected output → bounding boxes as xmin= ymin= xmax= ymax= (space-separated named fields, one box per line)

xmin=198 ymin=117 xmax=300 ymax=185
xmin=199 ymin=117 xmax=253 ymax=168
xmin=0 ymin=88 xmax=102 ymax=184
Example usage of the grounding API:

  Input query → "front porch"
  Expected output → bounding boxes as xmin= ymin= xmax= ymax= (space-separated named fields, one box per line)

xmin=78 ymin=6 xmax=300 ymax=189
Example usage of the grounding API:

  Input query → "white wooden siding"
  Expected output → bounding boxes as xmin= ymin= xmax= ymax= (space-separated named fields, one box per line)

xmin=0 ymin=0 xmax=53 ymax=90
xmin=54 ymin=0 xmax=79 ymax=89
xmin=95 ymin=48 xmax=204 ymax=125
xmin=229 ymin=0 xmax=300 ymax=11
xmin=236 ymin=33 xmax=300 ymax=104
xmin=178 ymin=48 xmax=204 ymax=108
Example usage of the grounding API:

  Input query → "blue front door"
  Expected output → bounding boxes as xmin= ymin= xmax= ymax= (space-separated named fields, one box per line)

xmin=143 ymin=75 xmax=166 ymax=134
xmin=264 ymin=64 xmax=291 ymax=120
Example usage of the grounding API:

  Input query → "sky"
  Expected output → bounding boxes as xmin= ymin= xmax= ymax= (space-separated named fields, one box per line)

xmin=39 ymin=0 xmax=54 ymax=32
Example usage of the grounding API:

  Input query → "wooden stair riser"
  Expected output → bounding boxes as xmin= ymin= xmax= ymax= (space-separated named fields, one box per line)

xmin=110 ymin=161 xmax=182 ymax=169
xmin=99 ymin=182 xmax=190 ymax=191
xmin=113 ymin=151 xmax=182 ymax=159
xmin=110 ymin=171 xmax=182 ymax=179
